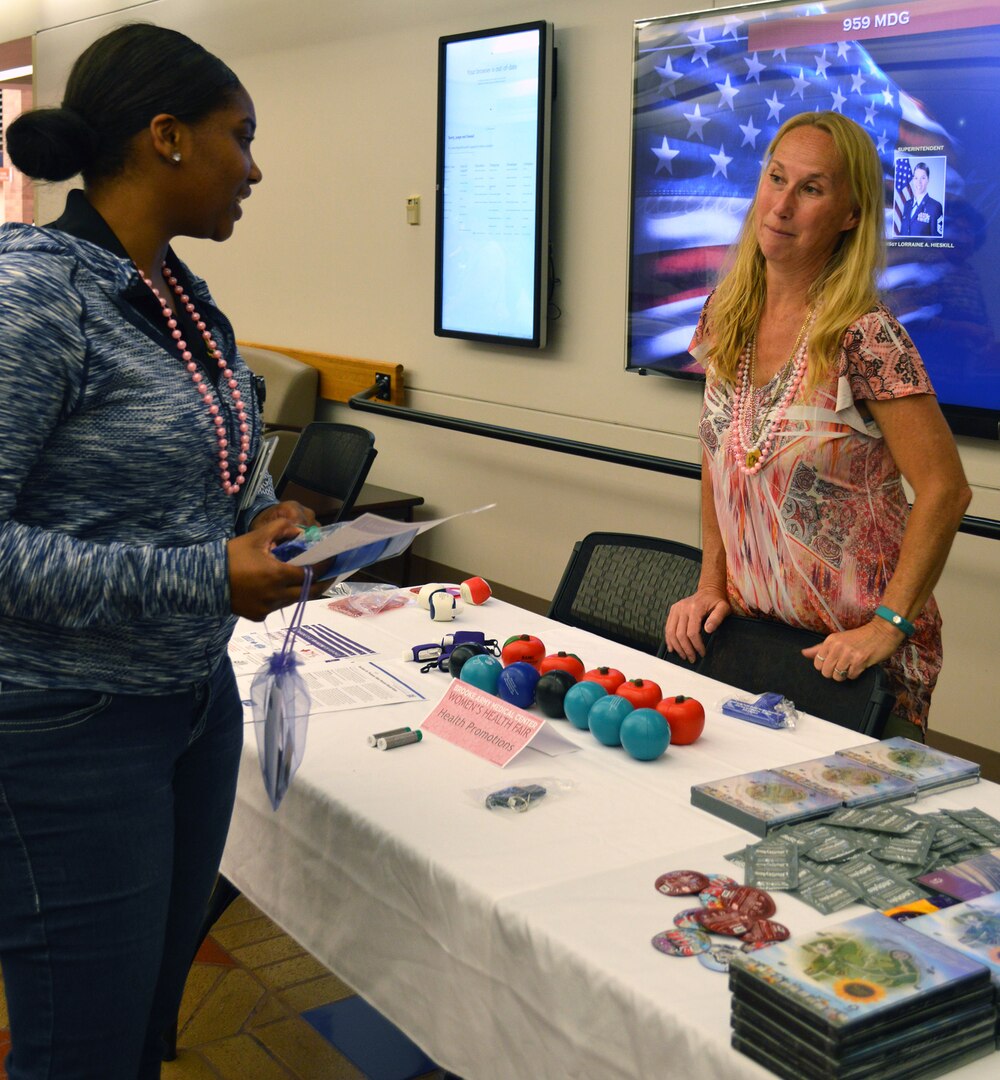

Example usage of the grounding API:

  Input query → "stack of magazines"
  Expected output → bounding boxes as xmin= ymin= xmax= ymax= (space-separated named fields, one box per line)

xmin=730 ymin=910 xmax=997 ymax=1078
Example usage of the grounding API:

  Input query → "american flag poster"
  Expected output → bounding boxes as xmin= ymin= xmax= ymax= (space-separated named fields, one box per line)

xmin=627 ymin=0 xmax=1000 ymax=427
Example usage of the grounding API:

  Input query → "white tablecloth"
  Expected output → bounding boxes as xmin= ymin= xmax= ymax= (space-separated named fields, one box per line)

xmin=221 ymin=597 xmax=998 ymax=1079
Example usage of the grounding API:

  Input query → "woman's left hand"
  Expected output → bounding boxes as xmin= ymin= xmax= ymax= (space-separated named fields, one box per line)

xmin=250 ymin=501 xmax=319 ymax=531
xmin=801 ymin=618 xmax=905 ymax=681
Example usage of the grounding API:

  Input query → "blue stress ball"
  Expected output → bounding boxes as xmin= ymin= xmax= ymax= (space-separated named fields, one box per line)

xmin=459 ymin=653 xmax=503 ymax=695
xmin=563 ymin=680 xmax=607 ymax=729
xmin=498 ymin=661 xmax=541 ymax=709
xmin=587 ymin=695 xmax=635 ymax=747
xmin=620 ymin=708 xmax=671 ymax=761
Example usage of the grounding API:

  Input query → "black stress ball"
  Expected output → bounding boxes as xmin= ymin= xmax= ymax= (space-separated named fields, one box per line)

xmin=535 ymin=669 xmax=578 ymax=719
xmin=447 ymin=642 xmax=490 ymax=678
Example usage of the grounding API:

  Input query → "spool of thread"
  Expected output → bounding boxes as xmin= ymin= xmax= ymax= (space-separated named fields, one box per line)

xmin=368 ymin=726 xmax=411 ymax=747
xmin=377 ymin=730 xmax=423 ymax=750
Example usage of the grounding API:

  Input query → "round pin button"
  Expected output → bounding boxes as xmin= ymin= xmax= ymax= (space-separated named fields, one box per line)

xmin=655 ymin=870 xmax=710 ymax=896
xmin=715 ymin=885 xmax=776 ymax=919
xmin=698 ymin=944 xmax=741 ymax=973
xmin=673 ymin=907 xmax=705 ymax=929
xmin=651 ymin=928 xmax=712 ymax=957
xmin=741 ymin=919 xmax=790 ymax=945
xmin=741 ymin=938 xmax=783 ymax=952
xmin=695 ymin=910 xmax=757 ymax=937
xmin=697 ymin=880 xmax=733 ymax=909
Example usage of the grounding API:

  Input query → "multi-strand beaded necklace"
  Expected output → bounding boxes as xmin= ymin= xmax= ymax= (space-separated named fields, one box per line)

xmin=729 ymin=308 xmax=814 ymax=475
xmin=137 ymin=264 xmax=251 ymax=495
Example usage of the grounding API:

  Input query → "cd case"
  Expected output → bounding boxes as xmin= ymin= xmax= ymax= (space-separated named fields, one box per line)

xmin=690 ymin=769 xmax=842 ymax=836
xmin=836 ymin=737 xmax=979 ymax=793
xmin=773 ymin=754 xmax=917 ymax=808
xmin=906 ymin=890 xmax=1000 ymax=988
xmin=729 ymin=910 xmax=993 ymax=1038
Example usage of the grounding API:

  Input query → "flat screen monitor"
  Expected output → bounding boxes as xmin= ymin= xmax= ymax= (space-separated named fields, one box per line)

xmin=627 ymin=0 xmax=1000 ymax=440
xmin=435 ymin=21 xmax=553 ymax=348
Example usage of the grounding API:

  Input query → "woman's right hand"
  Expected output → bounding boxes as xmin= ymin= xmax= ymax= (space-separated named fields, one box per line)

xmin=664 ymin=587 xmax=731 ymax=663
xmin=227 ymin=518 xmax=322 ymax=621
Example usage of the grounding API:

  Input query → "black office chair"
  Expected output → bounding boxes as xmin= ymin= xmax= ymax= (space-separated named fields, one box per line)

xmin=275 ymin=421 xmax=377 ymax=524
xmin=548 ymin=533 xmax=703 ymax=655
xmin=667 ymin=614 xmax=896 ymax=737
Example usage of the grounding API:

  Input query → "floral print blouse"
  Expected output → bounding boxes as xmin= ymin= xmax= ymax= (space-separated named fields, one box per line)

xmin=694 ymin=301 xmax=939 ymax=730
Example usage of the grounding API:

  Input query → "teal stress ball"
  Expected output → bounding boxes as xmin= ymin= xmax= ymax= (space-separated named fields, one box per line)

xmin=459 ymin=653 xmax=503 ymax=694
xmin=587 ymin=695 xmax=634 ymax=747
xmin=620 ymin=708 xmax=671 ymax=761
xmin=563 ymin=681 xmax=607 ymax=729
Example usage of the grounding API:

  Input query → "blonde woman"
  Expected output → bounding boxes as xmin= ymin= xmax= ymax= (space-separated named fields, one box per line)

xmin=665 ymin=112 xmax=970 ymax=738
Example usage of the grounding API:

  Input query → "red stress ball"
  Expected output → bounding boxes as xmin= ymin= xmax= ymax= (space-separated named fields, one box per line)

xmin=656 ymin=695 xmax=705 ymax=745
xmin=583 ymin=666 xmax=626 ymax=693
xmin=538 ymin=652 xmax=585 ymax=681
xmin=460 ymin=577 xmax=492 ymax=605
xmin=501 ymin=635 xmax=546 ymax=668
xmin=615 ymin=678 xmax=662 ymax=710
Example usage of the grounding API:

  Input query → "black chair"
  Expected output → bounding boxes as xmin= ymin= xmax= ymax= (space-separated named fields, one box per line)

xmin=275 ymin=421 xmax=377 ymax=524
xmin=548 ymin=533 xmax=703 ymax=655
xmin=668 ymin=614 xmax=895 ymax=737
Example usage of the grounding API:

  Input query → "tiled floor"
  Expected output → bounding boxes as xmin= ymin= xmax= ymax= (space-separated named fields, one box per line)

xmin=0 ymin=895 xmax=448 ymax=1080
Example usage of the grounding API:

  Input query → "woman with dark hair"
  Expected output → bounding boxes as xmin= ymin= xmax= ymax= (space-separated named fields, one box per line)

xmin=0 ymin=23 xmax=319 ymax=1079
xmin=665 ymin=112 xmax=970 ymax=739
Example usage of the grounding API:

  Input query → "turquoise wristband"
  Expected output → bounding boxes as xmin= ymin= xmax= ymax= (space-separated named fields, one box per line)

xmin=875 ymin=605 xmax=915 ymax=637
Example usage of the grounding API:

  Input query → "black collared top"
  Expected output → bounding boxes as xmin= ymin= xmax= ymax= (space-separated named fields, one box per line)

xmin=48 ymin=189 xmax=221 ymax=385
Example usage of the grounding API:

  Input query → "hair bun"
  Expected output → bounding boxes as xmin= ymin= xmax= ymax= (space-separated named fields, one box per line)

xmin=5 ymin=106 xmax=99 ymax=181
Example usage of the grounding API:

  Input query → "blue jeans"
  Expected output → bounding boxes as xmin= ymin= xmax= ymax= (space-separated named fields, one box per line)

xmin=0 ymin=657 xmax=244 ymax=1080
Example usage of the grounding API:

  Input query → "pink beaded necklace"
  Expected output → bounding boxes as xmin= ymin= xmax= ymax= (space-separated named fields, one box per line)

xmin=138 ymin=263 xmax=250 ymax=495
xmin=729 ymin=309 xmax=813 ymax=476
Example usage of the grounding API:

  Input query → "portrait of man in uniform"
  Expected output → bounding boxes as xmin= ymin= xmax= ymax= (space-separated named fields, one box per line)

xmin=895 ymin=157 xmax=945 ymax=237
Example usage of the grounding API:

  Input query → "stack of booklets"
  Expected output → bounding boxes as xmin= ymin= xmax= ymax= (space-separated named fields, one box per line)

xmin=730 ymin=910 xmax=997 ymax=1078
xmin=691 ymin=739 xmax=980 ymax=836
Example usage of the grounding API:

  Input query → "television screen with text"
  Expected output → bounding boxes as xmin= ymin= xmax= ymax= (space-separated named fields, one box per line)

xmin=435 ymin=22 xmax=553 ymax=348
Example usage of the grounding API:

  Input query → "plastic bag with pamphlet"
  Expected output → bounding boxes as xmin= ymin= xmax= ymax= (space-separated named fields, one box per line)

xmin=250 ymin=569 xmax=313 ymax=810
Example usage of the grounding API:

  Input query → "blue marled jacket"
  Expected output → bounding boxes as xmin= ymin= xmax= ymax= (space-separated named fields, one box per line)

xmin=0 ymin=219 xmax=276 ymax=692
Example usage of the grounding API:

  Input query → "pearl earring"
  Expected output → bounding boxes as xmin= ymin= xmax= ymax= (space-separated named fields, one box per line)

xmin=171 ymin=151 xmax=182 ymax=163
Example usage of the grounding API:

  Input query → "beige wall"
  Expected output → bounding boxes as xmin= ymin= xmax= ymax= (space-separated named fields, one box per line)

xmin=5 ymin=0 xmax=999 ymax=750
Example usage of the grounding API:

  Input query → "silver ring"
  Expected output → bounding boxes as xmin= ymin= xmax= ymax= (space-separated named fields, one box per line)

xmin=816 ymin=654 xmax=826 ymax=662
xmin=835 ymin=667 xmax=849 ymax=677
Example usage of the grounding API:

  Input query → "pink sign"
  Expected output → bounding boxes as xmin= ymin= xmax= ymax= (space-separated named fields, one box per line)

xmin=422 ymin=680 xmax=545 ymax=767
